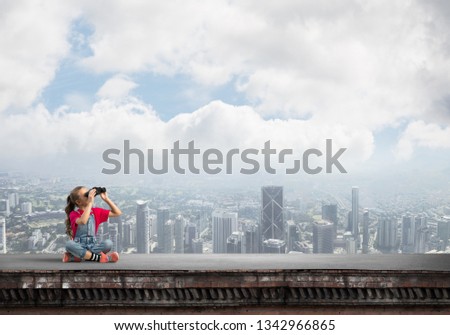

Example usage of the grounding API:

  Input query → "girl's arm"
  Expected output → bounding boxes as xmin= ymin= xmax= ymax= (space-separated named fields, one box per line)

xmin=100 ymin=192 xmax=122 ymax=217
xmin=75 ymin=189 xmax=95 ymax=225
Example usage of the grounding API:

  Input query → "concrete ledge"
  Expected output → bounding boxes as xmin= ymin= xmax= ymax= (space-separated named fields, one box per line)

xmin=1 ymin=254 xmax=450 ymax=314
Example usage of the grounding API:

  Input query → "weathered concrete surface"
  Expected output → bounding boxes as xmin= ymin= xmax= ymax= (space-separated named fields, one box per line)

xmin=1 ymin=254 xmax=450 ymax=314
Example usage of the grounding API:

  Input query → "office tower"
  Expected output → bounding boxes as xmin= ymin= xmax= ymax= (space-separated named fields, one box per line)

xmin=21 ymin=202 xmax=32 ymax=215
xmin=312 ymin=220 xmax=334 ymax=254
xmin=322 ymin=204 xmax=338 ymax=237
xmin=262 ymin=239 xmax=286 ymax=253
xmin=362 ymin=210 xmax=369 ymax=254
xmin=414 ymin=215 xmax=428 ymax=253
xmin=286 ymin=220 xmax=299 ymax=253
xmin=261 ymin=186 xmax=284 ymax=241
xmin=346 ymin=237 xmax=357 ymax=254
xmin=163 ymin=219 xmax=174 ymax=253
xmin=174 ymin=215 xmax=185 ymax=254
xmin=157 ymin=207 xmax=170 ymax=250
xmin=243 ymin=222 xmax=260 ymax=253
xmin=109 ymin=223 xmax=119 ymax=252
xmin=8 ymin=192 xmax=19 ymax=208
xmin=346 ymin=211 xmax=352 ymax=232
xmin=110 ymin=216 xmax=122 ymax=253
xmin=437 ymin=218 xmax=450 ymax=245
xmin=376 ymin=216 xmax=398 ymax=253
xmin=351 ymin=187 xmax=359 ymax=238
xmin=212 ymin=209 xmax=237 ymax=253
xmin=192 ymin=238 xmax=204 ymax=254
xmin=0 ymin=217 xmax=6 ymax=254
xmin=185 ymin=223 xmax=197 ymax=253
xmin=136 ymin=200 xmax=149 ymax=254
xmin=226 ymin=232 xmax=244 ymax=253
xmin=0 ymin=199 xmax=10 ymax=217
xmin=401 ymin=214 xmax=415 ymax=254
xmin=123 ymin=223 xmax=131 ymax=248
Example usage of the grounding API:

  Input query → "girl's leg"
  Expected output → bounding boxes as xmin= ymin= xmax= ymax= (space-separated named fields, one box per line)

xmin=64 ymin=241 xmax=102 ymax=262
xmin=90 ymin=239 xmax=119 ymax=262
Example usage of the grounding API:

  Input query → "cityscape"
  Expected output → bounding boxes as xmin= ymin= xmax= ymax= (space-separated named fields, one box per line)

xmin=1 ymin=172 xmax=450 ymax=257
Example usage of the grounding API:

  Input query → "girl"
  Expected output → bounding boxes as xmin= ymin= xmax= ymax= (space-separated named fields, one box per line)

xmin=63 ymin=186 xmax=122 ymax=263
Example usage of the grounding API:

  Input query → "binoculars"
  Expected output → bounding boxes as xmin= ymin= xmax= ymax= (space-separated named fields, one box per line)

xmin=84 ymin=187 xmax=106 ymax=197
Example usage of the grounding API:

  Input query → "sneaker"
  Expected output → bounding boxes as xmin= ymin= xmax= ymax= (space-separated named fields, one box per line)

xmin=99 ymin=251 xmax=119 ymax=263
xmin=62 ymin=252 xmax=71 ymax=263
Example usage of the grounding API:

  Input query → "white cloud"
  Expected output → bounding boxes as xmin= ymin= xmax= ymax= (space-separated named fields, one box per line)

xmin=395 ymin=121 xmax=450 ymax=160
xmin=96 ymin=75 xmax=138 ymax=100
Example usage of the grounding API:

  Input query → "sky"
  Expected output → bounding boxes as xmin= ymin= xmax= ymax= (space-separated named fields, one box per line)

xmin=1 ymin=0 xmax=450 ymax=186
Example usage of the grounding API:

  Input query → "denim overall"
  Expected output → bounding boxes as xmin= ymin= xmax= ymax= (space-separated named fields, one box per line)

xmin=65 ymin=212 xmax=112 ymax=260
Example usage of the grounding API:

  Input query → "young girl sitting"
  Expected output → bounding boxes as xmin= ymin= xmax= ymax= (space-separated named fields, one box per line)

xmin=63 ymin=186 xmax=122 ymax=263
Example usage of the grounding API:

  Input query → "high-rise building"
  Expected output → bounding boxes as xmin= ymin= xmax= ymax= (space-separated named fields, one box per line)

xmin=136 ymin=200 xmax=149 ymax=254
xmin=414 ymin=215 xmax=429 ymax=253
xmin=184 ymin=223 xmax=197 ymax=253
xmin=261 ymin=186 xmax=284 ymax=241
xmin=157 ymin=207 xmax=170 ymax=250
xmin=346 ymin=237 xmax=357 ymax=254
xmin=212 ymin=209 xmax=237 ymax=253
xmin=0 ymin=216 xmax=6 ymax=254
xmin=243 ymin=222 xmax=260 ymax=253
xmin=192 ymin=238 xmax=204 ymax=254
xmin=109 ymin=223 xmax=119 ymax=252
xmin=362 ymin=210 xmax=370 ymax=254
xmin=376 ymin=216 xmax=398 ymax=253
xmin=286 ymin=220 xmax=299 ymax=253
xmin=351 ymin=187 xmax=359 ymax=238
xmin=174 ymin=215 xmax=185 ymax=254
xmin=8 ymin=192 xmax=19 ymax=208
xmin=226 ymin=232 xmax=244 ymax=253
xmin=110 ymin=216 xmax=122 ymax=253
xmin=262 ymin=239 xmax=286 ymax=253
xmin=0 ymin=199 xmax=10 ymax=217
xmin=322 ymin=204 xmax=338 ymax=237
xmin=312 ymin=220 xmax=334 ymax=254
xmin=401 ymin=214 xmax=415 ymax=254
xmin=123 ymin=222 xmax=131 ymax=248
xmin=21 ymin=202 xmax=32 ymax=215
xmin=163 ymin=219 xmax=174 ymax=253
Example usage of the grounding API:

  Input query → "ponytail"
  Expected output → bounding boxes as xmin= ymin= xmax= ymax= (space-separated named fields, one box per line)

xmin=64 ymin=186 xmax=84 ymax=239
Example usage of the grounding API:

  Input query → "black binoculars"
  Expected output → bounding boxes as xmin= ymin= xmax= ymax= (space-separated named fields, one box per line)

xmin=84 ymin=187 xmax=106 ymax=197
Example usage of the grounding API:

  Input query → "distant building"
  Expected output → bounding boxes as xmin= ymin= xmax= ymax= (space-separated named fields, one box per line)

xmin=261 ymin=186 xmax=284 ymax=241
xmin=156 ymin=207 xmax=170 ymax=251
xmin=174 ymin=215 xmax=185 ymax=254
xmin=362 ymin=210 xmax=370 ymax=254
xmin=351 ymin=187 xmax=359 ymax=239
xmin=0 ymin=216 xmax=6 ymax=254
xmin=322 ymin=204 xmax=338 ymax=237
xmin=313 ymin=220 xmax=334 ymax=254
xmin=0 ymin=199 xmax=10 ymax=217
xmin=184 ymin=223 xmax=197 ymax=253
xmin=212 ymin=209 xmax=237 ymax=253
xmin=21 ymin=202 xmax=32 ymax=215
xmin=110 ymin=216 xmax=123 ymax=253
xmin=192 ymin=238 xmax=204 ymax=254
xmin=122 ymin=222 xmax=131 ymax=248
xmin=286 ymin=220 xmax=299 ymax=253
xmin=376 ymin=216 xmax=398 ymax=253
xmin=136 ymin=200 xmax=149 ymax=254
xmin=401 ymin=214 xmax=415 ymax=254
xmin=8 ymin=192 xmax=19 ymax=208
xmin=262 ymin=239 xmax=286 ymax=253
xmin=414 ymin=215 xmax=429 ymax=253
xmin=226 ymin=232 xmax=244 ymax=253
xmin=163 ymin=219 xmax=174 ymax=253
xmin=109 ymin=224 xmax=119 ymax=252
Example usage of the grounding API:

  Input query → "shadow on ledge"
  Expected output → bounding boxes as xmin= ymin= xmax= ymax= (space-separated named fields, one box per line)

xmin=1 ymin=254 xmax=450 ymax=315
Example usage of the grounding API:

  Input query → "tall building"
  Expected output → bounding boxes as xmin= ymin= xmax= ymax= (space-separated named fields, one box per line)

xmin=0 ymin=216 xmax=6 ymax=254
xmin=262 ymin=239 xmax=286 ymax=253
xmin=226 ymin=232 xmax=244 ymax=253
xmin=261 ymin=186 xmax=284 ymax=241
xmin=414 ymin=215 xmax=429 ymax=253
xmin=243 ymin=222 xmax=260 ymax=253
xmin=21 ymin=202 xmax=32 ymax=215
xmin=286 ymin=220 xmax=299 ymax=253
xmin=376 ymin=216 xmax=398 ymax=253
xmin=351 ymin=187 xmax=359 ymax=238
xmin=109 ymin=224 xmax=119 ymax=252
xmin=110 ymin=216 xmax=123 ymax=253
xmin=212 ymin=209 xmax=237 ymax=253
xmin=362 ymin=210 xmax=370 ymax=254
xmin=192 ymin=238 xmax=204 ymax=254
xmin=163 ymin=219 xmax=174 ymax=253
xmin=184 ymin=223 xmax=197 ymax=253
xmin=174 ymin=215 xmax=185 ymax=254
xmin=156 ymin=207 xmax=170 ymax=250
xmin=136 ymin=200 xmax=149 ymax=254
xmin=322 ymin=204 xmax=338 ymax=237
xmin=401 ymin=214 xmax=415 ymax=254
xmin=312 ymin=220 xmax=334 ymax=254
xmin=8 ymin=192 xmax=19 ymax=208
xmin=123 ymin=222 xmax=131 ymax=248
xmin=0 ymin=199 xmax=10 ymax=217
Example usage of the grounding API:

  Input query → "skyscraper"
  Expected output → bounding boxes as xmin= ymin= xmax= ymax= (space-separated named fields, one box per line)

xmin=0 ymin=199 xmax=10 ymax=217
xmin=401 ymin=214 xmax=415 ymax=254
xmin=212 ymin=209 xmax=237 ymax=253
xmin=243 ymin=222 xmax=260 ymax=253
xmin=226 ymin=232 xmax=244 ymax=253
xmin=0 ymin=216 xmax=6 ymax=254
xmin=376 ymin=216 xmax=398 ymax=253
xmin=362 ymin=210 xmax=370 ymax=254
xmin=322 ymin=204 xmax=338 ymax=237
xmin=110 ymin=216 xmax=123 ymax=253
xmin=261 ymin=186 xmax=284 ymax=241
xmin=286 ymin=220 xmax=299 ymax=253
xmin=174 ymin=215 xmax=185 ymax=254
xmin=351 ymin=187 xmax=359 ymax=238
xmin=313 ymin=220 xmax=334 ymax=254
xmin=157 ymin=207 xmax=170 ymax=251
xmin=136 ymin=200 xmax=149 ymax=254
xmin=163 ymin=219 xmax=174 ymax=253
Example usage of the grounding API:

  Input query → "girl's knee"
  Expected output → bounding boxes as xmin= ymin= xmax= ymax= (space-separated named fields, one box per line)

xmin=103 ymin=239 xmax=113 ymax=251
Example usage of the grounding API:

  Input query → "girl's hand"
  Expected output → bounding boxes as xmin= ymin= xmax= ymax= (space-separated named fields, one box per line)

xmin=87 ymin=189 xmax=96 ymax=204
xmin=100 ymin=192 xmax=109 ymax=201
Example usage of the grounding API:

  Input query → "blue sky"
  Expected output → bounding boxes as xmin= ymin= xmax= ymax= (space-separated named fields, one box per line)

xmin=1 ymin=1 xmax=450 ymax=179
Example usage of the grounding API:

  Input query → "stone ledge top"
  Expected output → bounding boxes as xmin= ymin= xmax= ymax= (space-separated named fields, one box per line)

xmin=1 ymin=253 xmax=450 ymax=272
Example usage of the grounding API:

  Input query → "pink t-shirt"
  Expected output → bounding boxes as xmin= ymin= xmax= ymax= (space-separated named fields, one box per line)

xmin=69 ymin=207 xmax=110 ymax=239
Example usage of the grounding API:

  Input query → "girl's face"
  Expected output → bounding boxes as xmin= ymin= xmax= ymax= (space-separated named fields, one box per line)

xmin=75 ymin=187 xmax=89 ymax=207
